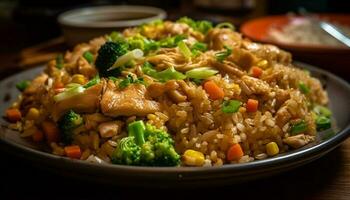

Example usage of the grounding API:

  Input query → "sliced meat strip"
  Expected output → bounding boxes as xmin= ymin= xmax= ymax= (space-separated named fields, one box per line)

xmin=52 ymin=83 xmax=103 ymax=121
xmin=101 ymin=84 xmax=160 ymax=117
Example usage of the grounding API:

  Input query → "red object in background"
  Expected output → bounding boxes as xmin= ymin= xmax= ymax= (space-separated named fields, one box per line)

xmin=240 ymin=14 xmax=350 ymax=80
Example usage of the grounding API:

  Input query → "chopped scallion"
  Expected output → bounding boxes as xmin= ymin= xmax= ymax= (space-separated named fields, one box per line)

xmin=313 ymin=105 xmax=332 ymax=118
xmin=141 ymin=62 xmax=158 ymax=77
xmin=290 ymin=120 xmax=308 ymax=135
xmin=53 ymin=86 xmax=85 ymax=102
xmin=56 ymin=54 xmax=64 ymax=69
xmin=84 ymin=75 xmax=100 ymax=89
xmin=178 ymin=40 xmax=192 ymax=60
xmin=16 ymin=80 xmax=30 ymax=91
xmin=221 ymin=100 xmax=241 ymax=113
xmin=108 ymin=49 xmax=144 ymax=71
xmin=108 ymin=76 xmax=119 ymax=82
xmin=215 ymin=46 xmax=232 ymax=62
xmin=298 ymin=82 xmax=310 ymax=94
xmin=83 ymin=51 xmax=94 ymax=63
xmin=142 ymin=62 xmax=186 ymax=82
xmin=185 ymin=67 xmax=218 ymax=79
xmin=156 ymin=66 xmax=186 ymax=82
xmin=316 ymin=116 xmax=331 ymax=131
xmin=191 ymin=42 xmax=207 ymax=52
xmin=118 ymin=75 xmax=144 ymax=89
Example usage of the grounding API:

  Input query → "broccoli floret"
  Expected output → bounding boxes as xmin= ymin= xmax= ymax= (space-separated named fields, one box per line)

xmin=111 ymin=137 xmax=141 ymax=165
xmin=143 ymin=123 xmax=180 ymax=166
xmin=111 ymin=120 xmax=180 ymax=166
xmin=95 ymin=41 xmax=128 ymax=77
xmin=127 ymin=34 xmax=159 ymax=53
xmin=177 ymin=17 xmax=213 ymax=34
xmin=57 ymin=110 xmax=83 ymax=144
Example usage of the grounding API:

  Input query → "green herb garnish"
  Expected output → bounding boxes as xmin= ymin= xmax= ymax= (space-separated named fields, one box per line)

xmin=221 ymin=100 xmax=241 ymax=113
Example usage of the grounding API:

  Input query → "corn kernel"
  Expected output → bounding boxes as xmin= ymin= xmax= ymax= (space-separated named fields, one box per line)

xmin=266 ymin=142 xmax=279 ymax=156
xmin=257 ymin=59 xmax=268 ymax=69
xmin=183 ymin=149 xmax=205 ymax=166
xmin=26 ymin=108 xmax=40 ymax=120
xmin=71 ymin=74 xmax=86 ymax=85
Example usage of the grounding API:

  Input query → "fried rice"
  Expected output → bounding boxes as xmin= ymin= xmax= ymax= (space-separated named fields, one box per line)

xmin=5 ymin=18 xmax=331 ymax=167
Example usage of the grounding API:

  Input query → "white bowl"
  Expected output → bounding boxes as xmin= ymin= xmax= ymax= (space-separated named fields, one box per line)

xmin=58 ymin=5 xmax=166 ymax=46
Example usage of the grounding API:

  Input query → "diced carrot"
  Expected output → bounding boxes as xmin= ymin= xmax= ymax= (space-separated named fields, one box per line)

xmin=246 ymin=99 xmax=259 ymax=112
xmin=32 ymin=130 xmax=44 ymax=142
xmin=227 ymin=143 xmax=244 ymax=161
xmin=53 ymin=82 xmax=65 ymax=94
xmin=251 ymin=66 xmax=263 ymax=78
xmin=6 ymin=108 xmax=22 ymax=122
xmin=42 ymin=121 xmax=60 ymax=143
xmin=54 ymin=88 xmax=65 ymax=94
xmin=53 ymin=81 xmax=64 ymax=89
xmin=203 ymin=80 xmax=225 ymax=100
xmin=64 ymin=145 xmax=82 ymax=159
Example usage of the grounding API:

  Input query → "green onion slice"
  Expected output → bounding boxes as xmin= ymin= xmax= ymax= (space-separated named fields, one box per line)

xmin=83 ymin=51 xmax=94 ymax=63
xmin=16 ymin=80 xmax=30 ymax=91
xmin=316 ymin=116 xmax=331 ymax=131
xmin=84 ymin=75 xmax=100 ymax=89
xmin=156 ymin=66 xmax=186 ymax=82
xmin=215 ymin=46 xmax=232 ymax=62
xmin=108 ymin=49 xmax=144 ymax=71
xmin=56 ymin=54 xmax=64 ymax=69
xmin=298 ymin=82 xmax=310 ymax=94
xmin=222 ymin=100 xmax=241 ymax=113
xmin=178 ymin=40 xmax=192 ymax=60
xmin=53 ymin=86 xmax=85 ymax=102
xmin=290 ymin=120 xmax=308 ymax=135
xmin=186 ymin=67 xmax=218 ymax=79
xmin=313 ymin=105 xmax=332 ymax=118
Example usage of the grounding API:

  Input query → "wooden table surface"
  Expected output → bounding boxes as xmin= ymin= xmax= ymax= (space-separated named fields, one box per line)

xmin=0 ymin=38 xmax=349 ymax=200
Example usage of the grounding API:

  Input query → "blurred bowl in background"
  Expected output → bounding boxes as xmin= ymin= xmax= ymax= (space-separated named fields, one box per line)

xmin=58 ymin=5 xmax=166 ymax=46
xmin=240 ymin=14 xmax=350 ymax=79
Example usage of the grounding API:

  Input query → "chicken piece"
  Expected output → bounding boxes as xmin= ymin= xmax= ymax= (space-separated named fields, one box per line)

xmin=52 ymin=83 xmax=103 ymax=121
xmin=167 ymin=89 xmax=187 ymax=103
xmin=275 ymin=106 xmax=292 ymax=128
xmin=206 ymin=28 xmax=242 ymax=50
xmin=77 ymin=57 xmax=98 ymax=79
xmin=239 ymin=75 xmax=270 ymax=95
xmin=101 ymin=84 xmax=160 ymax=117
xmin=283 ymin=134 xmax=315 ymax=148
xmin=275 ymin=89 xmax=290 ymax=109
xmin=242 ymin=40 xmax=291 ymax=64
xmin=84 ymin=113 xmax=112 ymax=130
xmin=24 ymin=73 xmax=48 ymax=95
xmin=227 ymin=48 xmax=258 ymax=69
xmin=98 ymin=121 xmax=122 ymax=138
xmin=213 ymin=61 xmax=245 ymax=78
xmin=148 ymin=81 xmax=187 ymax=103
